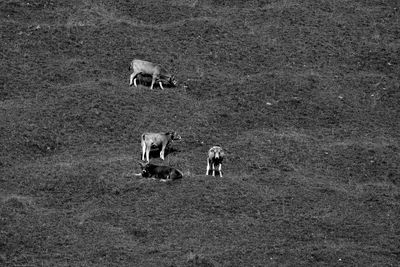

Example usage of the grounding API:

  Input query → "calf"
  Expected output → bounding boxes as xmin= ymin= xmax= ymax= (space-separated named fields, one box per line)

xmin=129 ymin=59 xmax=177 ymax=90
xmin=138 ymin=161 xmax=183 ymax=181
xmin=141 ymin=131 xmax=181 ymax=162
xmin=206 ymin=146 xmax=224 ymax=177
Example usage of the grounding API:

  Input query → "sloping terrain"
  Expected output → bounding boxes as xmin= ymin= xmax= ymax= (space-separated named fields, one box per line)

xmin=1 ymin=0 xmax=399 ymax=266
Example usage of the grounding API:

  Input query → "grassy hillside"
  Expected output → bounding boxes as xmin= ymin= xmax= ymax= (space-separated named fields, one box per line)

xmin=1 ymin=0 xmax=399 ymax=266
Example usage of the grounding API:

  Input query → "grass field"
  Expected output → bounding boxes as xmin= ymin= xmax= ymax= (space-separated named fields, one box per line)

xmin=1 ymin=0 xmax=399 ymax=266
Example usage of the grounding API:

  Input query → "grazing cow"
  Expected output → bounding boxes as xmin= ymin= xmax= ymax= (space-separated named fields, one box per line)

xmin=141 ymin=131 xmax=181 ymax=162
xmin=206 ymin=146 xmax=224 ymax=177
xmin=129 ymin=59 xmax=177 ymax=90
xmin=138 ymin=161 xmax=183 ymax=181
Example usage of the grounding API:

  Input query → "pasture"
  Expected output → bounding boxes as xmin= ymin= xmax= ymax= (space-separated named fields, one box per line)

xmin=1 ymin=0 xmax=399 ymax=266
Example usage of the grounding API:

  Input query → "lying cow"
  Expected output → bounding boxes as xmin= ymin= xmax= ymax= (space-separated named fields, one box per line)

xmin=206 ymin=146 xmax=224 ymax=177
xmin=129 ymin=59 xmax=177 ymax=90
xmin=141 ymin=131 xmax=181 ymax=162
xmin=138 ymin=161 xmax=183 ymax=181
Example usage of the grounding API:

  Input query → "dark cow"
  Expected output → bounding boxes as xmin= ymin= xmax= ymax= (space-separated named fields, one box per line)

xmin=138 ymin=161 xmax=183 ymax=182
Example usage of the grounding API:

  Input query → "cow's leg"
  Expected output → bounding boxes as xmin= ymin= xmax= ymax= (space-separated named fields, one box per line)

xmin=159 ymin=81 xmax=164 ymax=90
xmin=150 ymin=75 xmax=156 ymax=90
xmin=160 ymin=174 xmax=171 ymax=182
xmin=212 ymin=163 xmax=216 ymax=177
xmin=218 ymin=163 xmax=223 ymax=177
xmin=130 ymin=72 xmax=139 ymax=87
xmin=206 ymin=159 xmax=210 ymax=175
xmin=146 ymin=146 xmax=151 ymax=162
xmin=141 ymin=143 xmax=146 ymax=161
xmin=160 ymin=145 xmax=166 ymax=160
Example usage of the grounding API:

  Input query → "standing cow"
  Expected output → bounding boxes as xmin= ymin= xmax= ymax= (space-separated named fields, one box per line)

xmin=129 ymin=59 xmax=177 ymax=90
xmin=206 ymin=146 xmax=224 ymax=177
xmin=141 ymin=132 xmax=181 ymax=162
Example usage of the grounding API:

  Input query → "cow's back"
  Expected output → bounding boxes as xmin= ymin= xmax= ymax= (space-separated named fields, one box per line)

xmin=132 ymin=59 xmax=160 ymax=74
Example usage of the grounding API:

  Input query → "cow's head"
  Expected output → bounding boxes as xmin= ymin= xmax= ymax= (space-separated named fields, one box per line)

xmin=138 ymin=161 xmax=150 ymax=177
xmin=215 ymin=150 xmax=223 ymax=160
xmin=169 ymin=75 xmax=178 ymax=87
xmin=210 ymin=146 xmax=224 ymax=162
xmin=169 ymin=131 xmax=181 ymax=141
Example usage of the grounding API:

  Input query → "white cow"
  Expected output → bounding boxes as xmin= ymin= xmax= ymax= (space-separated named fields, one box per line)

xmin=206 ymin=146 xmax=224 ymax=177
xmin=129 ymin=59 xmax=177 ymax=90
xmin=141 ymin=131 xmax=181 ymax=162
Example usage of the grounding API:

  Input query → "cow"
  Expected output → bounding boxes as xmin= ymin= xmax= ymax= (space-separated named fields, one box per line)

xmin=206 ymin=146 xmax=224 ymax=177
xmin=129 ymin=59 xmax=177 ymax=90
xmin=138 ymin=161 xmax=183 ymax=181
xmin=141 ymin=131 xmax=181 ymax=162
